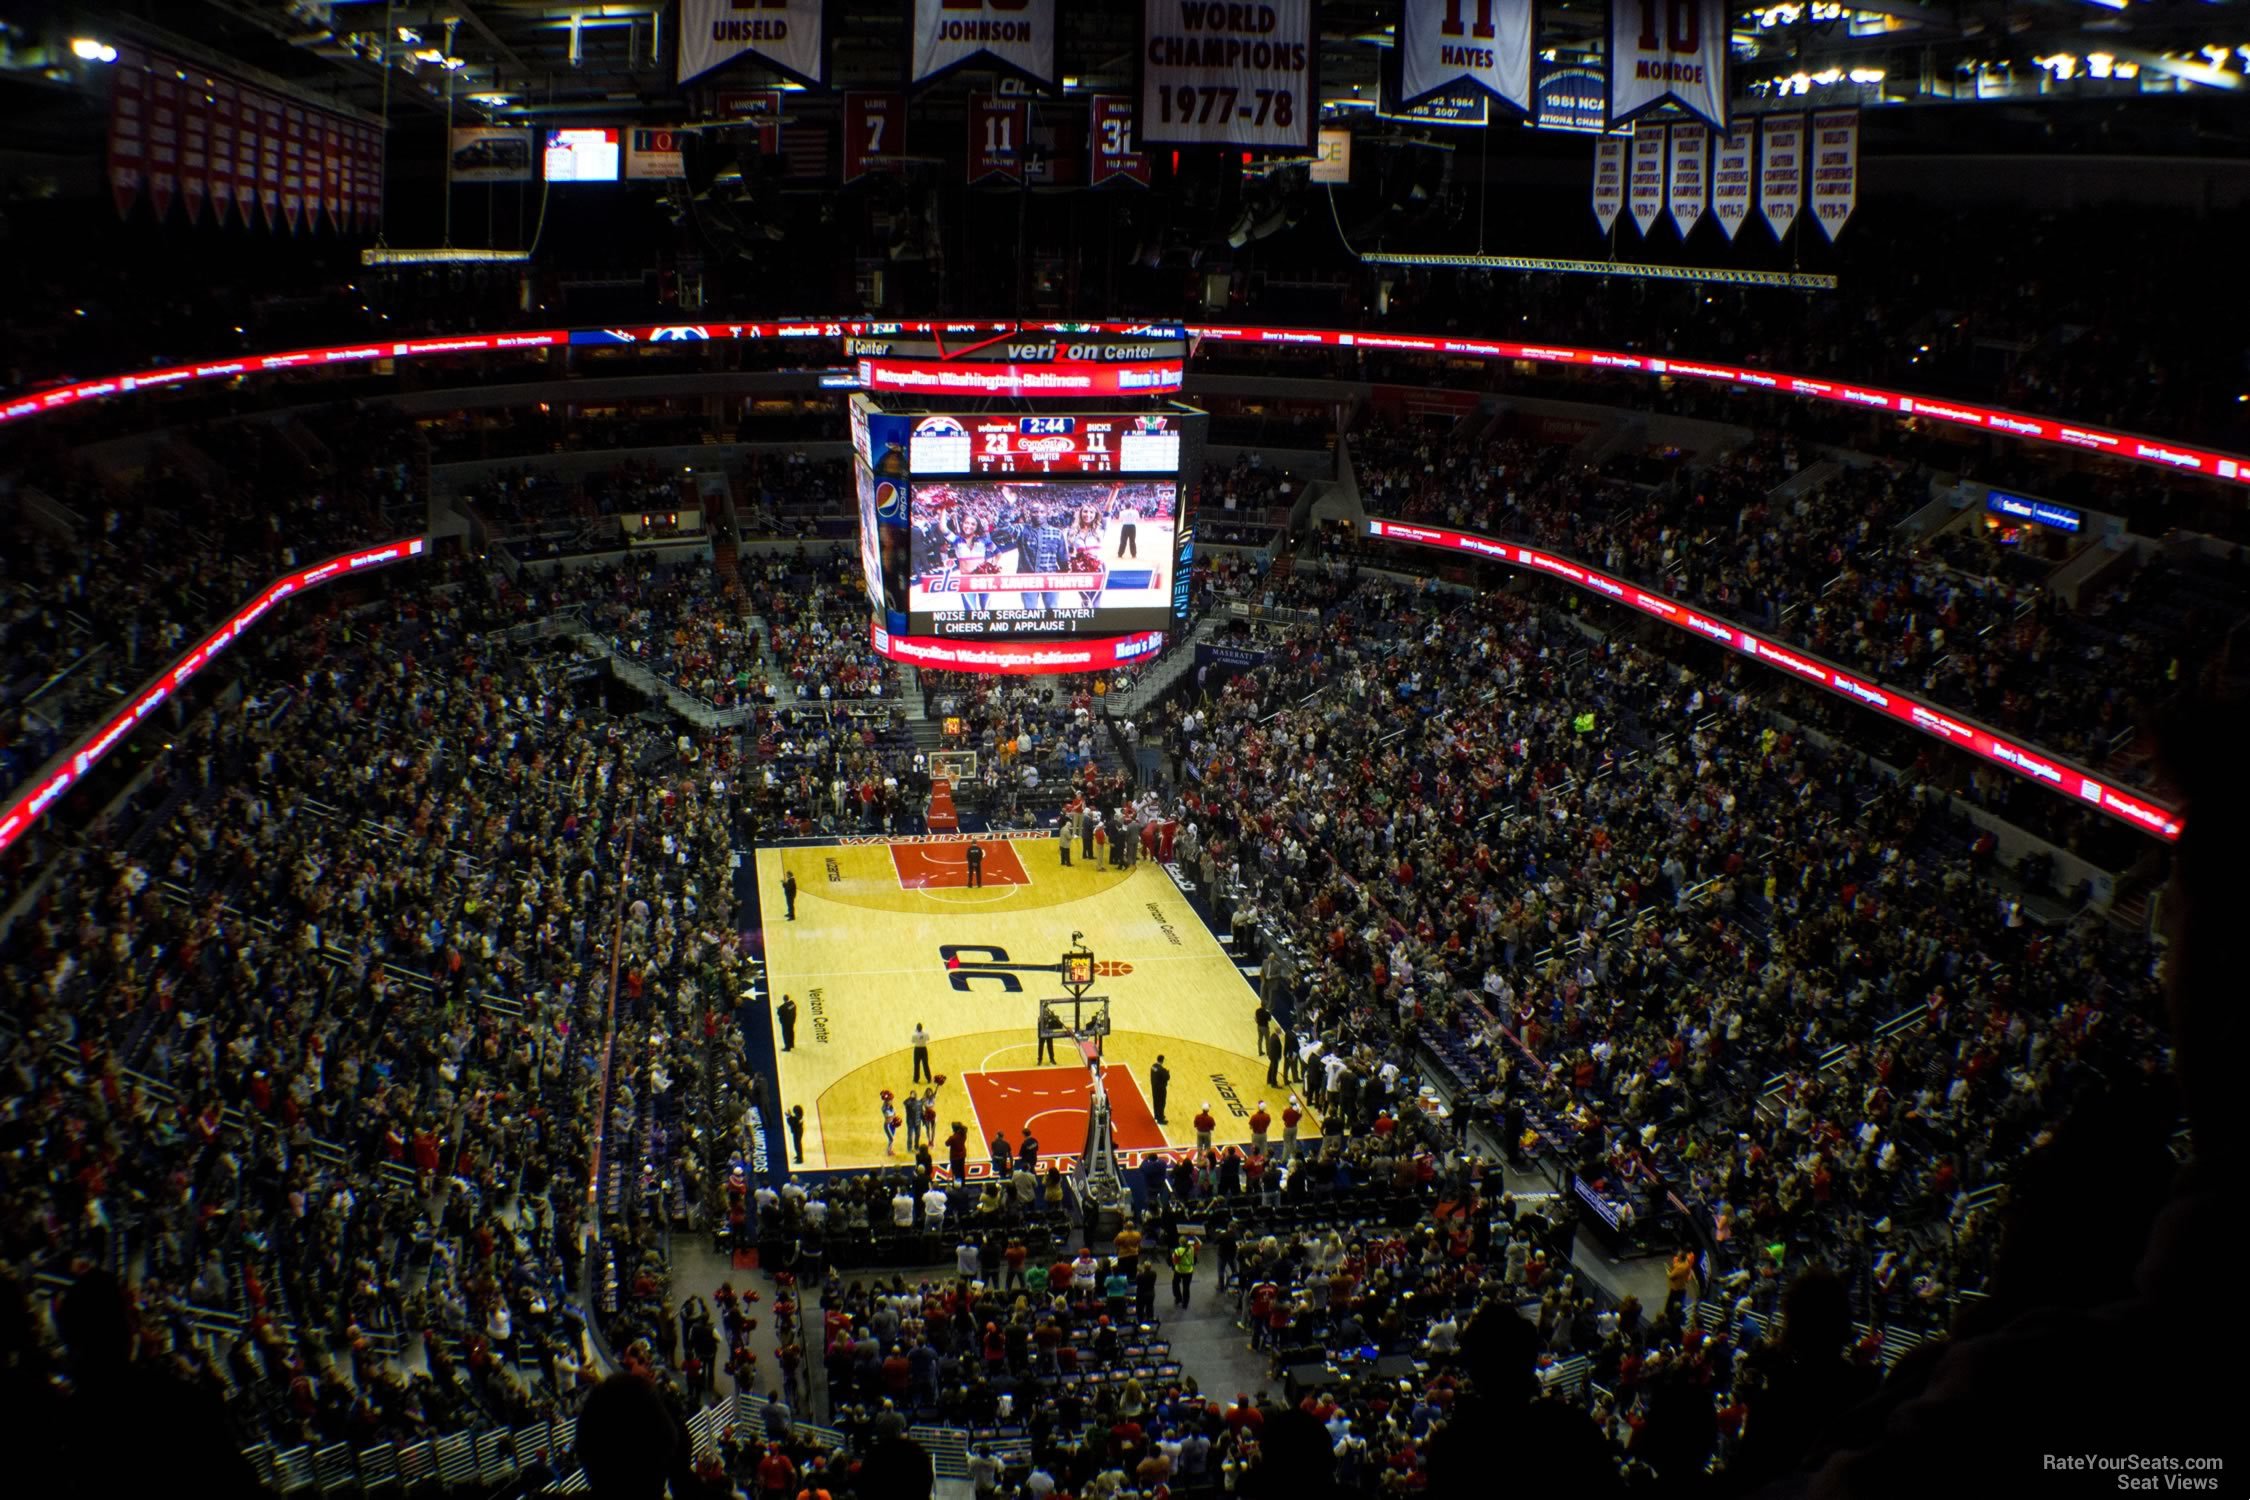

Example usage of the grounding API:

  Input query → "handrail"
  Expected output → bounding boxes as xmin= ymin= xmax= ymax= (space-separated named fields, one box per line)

xmin=4 ymin=318 xmax=2245 ymax=493
xmin=1361 ymin=518 xmax=2183 ymax=843
xmin=0 ymin=536 xmax=430 ymax=856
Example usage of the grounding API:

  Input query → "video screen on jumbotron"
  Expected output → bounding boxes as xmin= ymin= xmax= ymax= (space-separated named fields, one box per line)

xmin=852 ymin=396 xmax=1204 ymax=643
xmin=905 ymin=477 xmax=1179 ymax=638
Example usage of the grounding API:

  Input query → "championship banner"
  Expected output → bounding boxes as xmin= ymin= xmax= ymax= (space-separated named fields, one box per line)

xmin=318 ymin=113 xmax=333 ymax=228
xmin=368 ymin=126 xmax=385 ymax=230
xmin=1606 ymin=0 xmax=1728 ymax=130
xmin=967 ymin=93 xmax=1027 ymax=184
xmin=354 ymin=125 xmax=374 ymax=232
xmin=207 ymin=81 xmax=236 ymax=226
xmin=107 ymin=46 xmax=145 ymax=220
xmin=1666 ymin=121 xmax=1707 ymax=237
xmin=677 ymin=0 xmax=825 ymax=87
xmin=146 ymin=60 xmax=178 ymax=223
xmin=912 ymin=0 xmax=1056 ymax=89
xmin=1140 ymin=0 xmax=1316 ymax=150
xmin=1709 ymin=118 xmax=1752 ymax=240
xmin=1758 ymin=112 xmax=1804 ymax=241
xmin=1627 ymin=119 xmax=1666 ymax=235
xmin=257 ymin=92 xmax=283 ymax=229
xmin=281 ymin=104 xmax=304 ymax=232
xmin=1808 ymin=107 xmax=1858 ymax=240
xmin=1090 ymin=95 xmax=1150 ymax=187
xmin=1535 ymin=58 xmax=1607 ymax=133
xmin=234 ymin=87 xmax=262 ymax=228
xmin=1398 ymin=0 xmax=1533 ymax=116
xmin=1592 ymin=133 xmax=1625 ymax=233
xmin=843 ymin=92 xmax=905 ymax=181
xmin=335 ymin=118 xmax=356 ymax=233
xmin=179 ymin=73 xmax=209 ymax=225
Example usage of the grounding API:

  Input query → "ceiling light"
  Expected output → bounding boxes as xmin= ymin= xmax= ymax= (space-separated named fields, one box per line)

xmin=70 ymin=37 xmax=118 ymax=62
xmin=1848 ymin=67 xmax=1885 ymax=84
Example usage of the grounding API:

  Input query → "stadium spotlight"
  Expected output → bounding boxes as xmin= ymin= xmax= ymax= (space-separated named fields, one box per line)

xmin=71 ymin=37 xmax=118 ymax=63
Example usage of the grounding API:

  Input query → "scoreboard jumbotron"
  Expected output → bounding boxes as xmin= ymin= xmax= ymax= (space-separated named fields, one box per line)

xmin=849 ymin=327 xmax=1207 ymax=675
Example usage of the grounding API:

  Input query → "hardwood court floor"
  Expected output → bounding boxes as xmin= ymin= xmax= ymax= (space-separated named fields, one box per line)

xmin=757 ymin=837 xmax=1311 ymax=1171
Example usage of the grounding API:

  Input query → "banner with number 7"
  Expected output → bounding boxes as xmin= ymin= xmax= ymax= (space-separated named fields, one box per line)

xmin=844 ymin=91 xmax=906 ymax=182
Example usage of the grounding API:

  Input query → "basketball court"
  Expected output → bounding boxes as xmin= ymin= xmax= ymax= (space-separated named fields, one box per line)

xmin=757 ymin=836 xmax=1308 ymax=1172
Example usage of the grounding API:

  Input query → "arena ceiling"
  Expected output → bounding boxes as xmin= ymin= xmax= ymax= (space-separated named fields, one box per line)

xmin=22 ymin=0 xmax=2250 ymax=129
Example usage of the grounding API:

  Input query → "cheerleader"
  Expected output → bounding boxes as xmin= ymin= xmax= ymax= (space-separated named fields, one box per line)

xmin=881 ymin=1090 xmax=901 ymax=1154
xmin=954 ymin=515 xmax=993 ymax=617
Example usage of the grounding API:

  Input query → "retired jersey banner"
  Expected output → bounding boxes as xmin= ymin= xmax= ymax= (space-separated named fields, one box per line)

xmin=1607 ymin=0 xmax=1728 ymax=130
xmin=678 ymin=0 xmax=825 ymax=87
xmin=1627 ymin=119 xmax=1666 ymax=235
xmin=146 ymin=61 xmax=179 ymax=222
xmin=1808 ymin=108 xmax=1858 ymax=240
xmin=715 ymin=90 xmax=783 ymax=155
xmin=843 ymin=91 xmax=905 ymax=181
xmin=1399 ymin=0 xmax=1534 ymax=116
xmin=1709 ymin=118 xmax=1752 ymax=240
xmin=179 ymin=73 xmax=209 ymax=225
xmin=108 ymin=46 xmax=146 ymax=219
xmin=913 ymin=0 xmax=1056 ymax=89
xmin=1758 ymin=112 xmax=1804 ymax=241
xmin=1666 ymin=121 xmax=1707 ymax=237
xmin=1592 ymin=133 xmax=1625 ymax=234
xmin=967 ymin=93 xmax=1027 ymax=184
xmin=1091 ymin=95 xmax=1150 ymax=187
xmin=1140 ymin=0 xmax=1316 ymax=150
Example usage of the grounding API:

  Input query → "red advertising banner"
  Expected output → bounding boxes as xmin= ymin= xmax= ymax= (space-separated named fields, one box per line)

xmin=179 ymin=72 xmax=209 ymax=225
xmin=1090 ymin=95 xmax=1150 ymax=187
xmin=209 ymin=80 xmax=237 ymax=226
xmin=281 ymin=104 xmax=304 ymax=232
xmin=107 ymin=46 xmax=145 ymax=220
xmin=843 ymin=91 xmax=904 ymax=181
xmin=1361 ymin=519 xmax=2184 ymax=841
xmin=967 ymin=93 xmax=1027 ymax=185
xmin=0 ymin=537 xmax=432 ymax=857
xmin=146 ymin=60 xmax=179 ymax=222
xmin=871 ymin=622 xmax=1167 ymax=676
xmin=859 ymin=357 xmax=1183 ymax=397
xmin=3 ymin=317 xmax=2245 ymax=502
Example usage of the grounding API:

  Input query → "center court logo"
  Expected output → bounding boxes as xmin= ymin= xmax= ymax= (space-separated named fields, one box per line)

xmin=939 ymin=944 xmax=1131 ymax=992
